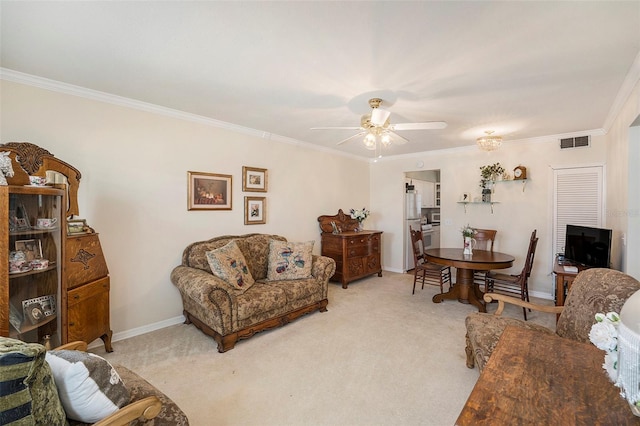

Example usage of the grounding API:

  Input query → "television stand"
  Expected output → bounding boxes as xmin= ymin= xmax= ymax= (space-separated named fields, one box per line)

xmin=553 ymin=255 xmax=590 ymax=312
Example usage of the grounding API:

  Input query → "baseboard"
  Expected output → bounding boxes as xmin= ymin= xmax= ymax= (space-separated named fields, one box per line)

xmin=87 ymin=314 xmax=186 ymax=350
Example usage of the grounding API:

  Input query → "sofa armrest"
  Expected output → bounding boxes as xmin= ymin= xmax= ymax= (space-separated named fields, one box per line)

xmin=484 ymin=293 xmax=564 ymax=316
xmin=311 ymin=255 xmax=336 ymax=298
xmin=171 ymin=265 xmax=238 ymax=332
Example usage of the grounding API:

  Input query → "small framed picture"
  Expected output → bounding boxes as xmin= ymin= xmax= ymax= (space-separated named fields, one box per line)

xmin=244 ymin=196 xmax=266 ymax=225
xmin=461 ymin=192 xmax=471 ymax=202
xmin=188 ymin=171 xmax=232 ymax=211
xmin=15 ymin=239 xmax=43 ymax=262
xmin=23 ymin=301 xmax=45 ymax=325
xmin=242 ymin=166 xmax=267 ymax=192
xmin=67 ymin=219 xmax=87 ymax=234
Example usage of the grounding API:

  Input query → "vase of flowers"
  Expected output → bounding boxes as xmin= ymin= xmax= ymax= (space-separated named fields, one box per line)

xmin=350 ymin=208 xmax=370 ymax=232
xmin=461 ymin=224 xmax=477 ymax=255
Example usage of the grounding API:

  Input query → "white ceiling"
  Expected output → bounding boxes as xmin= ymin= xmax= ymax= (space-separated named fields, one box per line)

xmin=2 ymin=1 xmax=639 ymax=158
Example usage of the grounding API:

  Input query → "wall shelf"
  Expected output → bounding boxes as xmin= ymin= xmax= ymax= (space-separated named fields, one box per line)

xmin=458 ymin=201 xmax=499 ymax=214
xmin=487 ymin=178 xmax=528 ymax=192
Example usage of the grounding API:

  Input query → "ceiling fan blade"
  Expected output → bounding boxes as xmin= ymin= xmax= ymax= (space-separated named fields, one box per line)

xmin=391 ymin=121 xmax=447 ymax=131
xmin=389 ymin=131 xmax=409 ymax=144
xmin=311 ymin=126 xmax=362 ymax=130
xmin=336 ymin=131 xmax=366 ymax=145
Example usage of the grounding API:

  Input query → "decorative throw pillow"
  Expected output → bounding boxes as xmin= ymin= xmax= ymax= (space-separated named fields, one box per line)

xmin=267 ymin=240 xmax=314 ymax=281
xmin=0 ymin=337 xmax=66 ymax=426
xmin=45 ymin=350 xmax=130 ymax=423
xmin=205 ymin=240 xmax=255 ymax=292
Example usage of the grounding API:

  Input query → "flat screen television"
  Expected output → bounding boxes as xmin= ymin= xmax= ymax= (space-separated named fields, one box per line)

xmin=564 ymin=224 xmax=612 ymax=268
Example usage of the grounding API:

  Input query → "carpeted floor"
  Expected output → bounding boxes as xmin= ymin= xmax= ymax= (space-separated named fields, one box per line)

xmin=94 ymin=272 xmax=556 ymax=426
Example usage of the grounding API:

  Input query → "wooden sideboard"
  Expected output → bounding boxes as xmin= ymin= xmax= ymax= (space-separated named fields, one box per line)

xmin=317 ymin=209 xmax=382 ymax=288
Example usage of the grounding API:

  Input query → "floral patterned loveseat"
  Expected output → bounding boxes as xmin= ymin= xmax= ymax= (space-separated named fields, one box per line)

xmin=170 ymin=234 xmax=336 ymax=352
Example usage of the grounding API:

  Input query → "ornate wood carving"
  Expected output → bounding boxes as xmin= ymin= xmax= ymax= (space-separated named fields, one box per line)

xmin=0 ymin=142 xmax=82 ymax=217
xmin=317 ymin=209 xmax=359 ymax=233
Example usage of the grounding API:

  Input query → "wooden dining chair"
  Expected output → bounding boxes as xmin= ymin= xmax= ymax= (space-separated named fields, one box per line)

xmin=485 ymin=229 xmax=538 ymax=320
xmin=410 ymin=226 xmax=452 ymax=294
xmin=466 ymin=228 xmax=497 ymax=293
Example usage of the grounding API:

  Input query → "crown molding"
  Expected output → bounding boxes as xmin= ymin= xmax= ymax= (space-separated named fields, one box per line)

xmin=603 ymin=50 xmax=640 ymax=132
xmin=0 ymin=68 xmax=366 ymax=162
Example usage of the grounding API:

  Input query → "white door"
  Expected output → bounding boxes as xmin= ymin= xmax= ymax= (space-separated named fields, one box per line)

xmin=553 ymin=165 xmax=605 ymax=257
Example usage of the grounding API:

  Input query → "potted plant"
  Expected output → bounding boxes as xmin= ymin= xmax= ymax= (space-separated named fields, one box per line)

xmin=479 ymin=163 xmax=505 ymax=202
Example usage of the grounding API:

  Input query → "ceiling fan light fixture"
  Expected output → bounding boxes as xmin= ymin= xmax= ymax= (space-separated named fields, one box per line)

xmin=370 ymin=108 xmax=391 ymax=126
xmin=381 ymin=133 xmax=392 ymax=146
xmin=363 ymin=132 xmax=376 ymax=150
xmin=477 ymin=130 xmax=502 ymax=151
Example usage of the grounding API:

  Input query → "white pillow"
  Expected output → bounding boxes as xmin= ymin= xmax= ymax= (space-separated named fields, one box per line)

xmin=45 ymin=350 xmax=130 ymax=423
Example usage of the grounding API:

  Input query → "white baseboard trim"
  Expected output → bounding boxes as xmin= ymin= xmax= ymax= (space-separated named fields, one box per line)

xmin=88 ymin=315 xmax=186 ymax=350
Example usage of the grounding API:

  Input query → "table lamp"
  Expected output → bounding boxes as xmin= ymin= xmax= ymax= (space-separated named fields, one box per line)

xmin=617 ymin=289 xmax=640 ymax=417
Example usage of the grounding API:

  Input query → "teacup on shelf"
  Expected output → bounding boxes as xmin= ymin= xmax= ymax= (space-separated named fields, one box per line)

xmin=30 ymin=259 xmax=49 ymax=270
xmin=28 ymin=176 xmax=48 ymax=186
xmin=36 ymin=218 xmax=58 ymax=228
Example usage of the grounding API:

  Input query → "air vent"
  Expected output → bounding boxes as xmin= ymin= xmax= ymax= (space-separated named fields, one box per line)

xmin=560 ymin=135 xmax=590 ymax=149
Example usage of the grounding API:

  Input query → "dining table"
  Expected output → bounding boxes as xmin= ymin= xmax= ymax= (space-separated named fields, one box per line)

xmin=425 ymin=248 xmax=515 ymax=312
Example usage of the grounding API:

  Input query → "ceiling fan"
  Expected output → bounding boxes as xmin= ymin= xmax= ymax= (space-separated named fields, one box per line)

xmin=311 ymin=98 xmax=447 ymax=150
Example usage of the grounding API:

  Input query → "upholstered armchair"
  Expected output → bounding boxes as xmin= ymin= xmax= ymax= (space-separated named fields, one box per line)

xmin=465 ymin=268 xmax=640 ymax=372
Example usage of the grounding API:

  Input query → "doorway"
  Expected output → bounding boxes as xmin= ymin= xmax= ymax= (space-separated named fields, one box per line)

xmin=403 ymin=169 xmax=441 ymax=271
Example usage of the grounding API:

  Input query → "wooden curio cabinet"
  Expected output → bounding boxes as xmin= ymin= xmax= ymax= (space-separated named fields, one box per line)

xmin=318 ymin=209 xmax=383 ymax=289
xmin=0 ymin=142 xmax=113 ymax=351
xmin=1 ymin=185 xmax=65 ymax=347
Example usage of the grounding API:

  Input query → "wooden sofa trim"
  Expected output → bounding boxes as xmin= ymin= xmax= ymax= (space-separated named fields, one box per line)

xmin=184 ymin=298 xmax=328 ymax=352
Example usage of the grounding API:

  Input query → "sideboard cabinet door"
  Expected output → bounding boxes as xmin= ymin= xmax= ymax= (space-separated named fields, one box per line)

xmin=63 ymin=233 xmax=112 ymax=351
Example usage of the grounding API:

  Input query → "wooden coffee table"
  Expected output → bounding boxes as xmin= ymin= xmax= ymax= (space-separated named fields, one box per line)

xmin=456 ymin=326 xmax=638 ymax=425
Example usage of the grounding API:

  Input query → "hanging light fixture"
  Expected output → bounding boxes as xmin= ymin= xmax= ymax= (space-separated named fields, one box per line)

xmin=477 ymin=130 xmax=502 ymax=151
xmin=363 ymin=132 xmax=376 ymax=150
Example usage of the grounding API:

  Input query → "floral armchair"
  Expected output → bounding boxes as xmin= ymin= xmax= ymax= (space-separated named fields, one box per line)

xmin=464 ymin=268 xmax=640 ymax=372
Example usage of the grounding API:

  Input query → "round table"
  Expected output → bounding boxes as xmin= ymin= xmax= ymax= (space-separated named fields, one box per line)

xmin=425 ymin=248 xmax=515 ymax=312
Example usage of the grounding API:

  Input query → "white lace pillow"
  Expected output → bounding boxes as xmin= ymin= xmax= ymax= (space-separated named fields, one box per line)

xmin=45 ymin=350 xmax=130 ymax=423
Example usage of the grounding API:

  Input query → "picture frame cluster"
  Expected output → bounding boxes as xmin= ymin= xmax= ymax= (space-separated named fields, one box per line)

xmin=187 ymin=166 xmax=268 ymax=225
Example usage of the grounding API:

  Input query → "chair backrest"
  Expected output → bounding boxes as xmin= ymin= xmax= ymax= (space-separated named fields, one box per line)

xmin=557 ymin=268 xmax=640 ymax=343
xmin=522 ymin=229 xmax=538 ymax=277
xmin=409 ymin=226 xmax=425 ymax=267
xmin=472 ymin=229 xmax=497 ymax=251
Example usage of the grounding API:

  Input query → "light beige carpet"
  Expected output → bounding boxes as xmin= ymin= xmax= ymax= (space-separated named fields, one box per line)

xmin=94 ymin=272 xmax=556 ymax=426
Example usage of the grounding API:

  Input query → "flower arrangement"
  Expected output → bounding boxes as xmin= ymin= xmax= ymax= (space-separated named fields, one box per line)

xmin=461 ymin=224 xmax=476 ymax=238
xmin=589 ymin=312 xmax=621 ymax=381
xmin=350 ymin=208 xmax=370 ymax=223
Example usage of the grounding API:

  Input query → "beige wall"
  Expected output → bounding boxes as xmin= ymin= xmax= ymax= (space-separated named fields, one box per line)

xmin=1 ymin=80 xmax=370 ymax=340
xmin=605 ymin=79 xmax=640 ymax=276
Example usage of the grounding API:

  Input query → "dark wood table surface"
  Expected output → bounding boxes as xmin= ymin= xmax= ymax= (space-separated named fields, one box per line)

xmin=425 ymin=248 xmax=514 ymax=312
xmin=456 ymin=326 xmax=639 ymax=425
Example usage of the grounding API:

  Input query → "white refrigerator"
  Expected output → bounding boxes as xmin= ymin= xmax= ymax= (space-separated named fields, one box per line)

xmin=405 ymin=189 xmax=422 ymax=271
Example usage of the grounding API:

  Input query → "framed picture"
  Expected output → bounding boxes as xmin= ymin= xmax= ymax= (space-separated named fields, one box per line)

xmin=242 ymin=166 xmax=267 ymax=192
xmin=67 ymin=219 xmax=87 ymax=234
xmin=15 ymin=239 xmax=43 ymax=262
xmin=244 ymin=196 xmax=266 ymax=225
xmin=188 ymin=171 xmax=232 ymax=211
xmin=23 ymin=300 xmax=45 ymax=325
xmin=461 ymin=192 xmax=471 ymax=202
